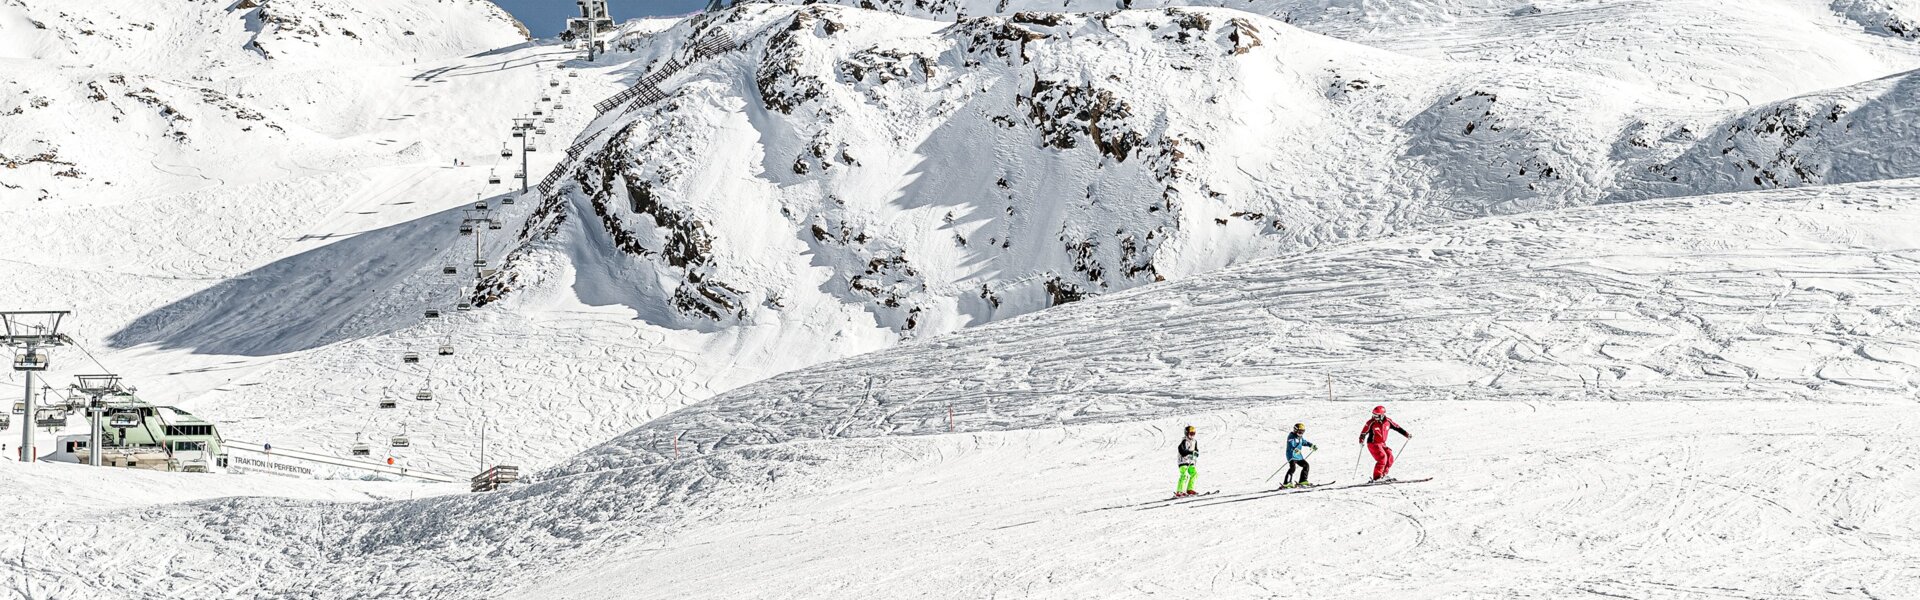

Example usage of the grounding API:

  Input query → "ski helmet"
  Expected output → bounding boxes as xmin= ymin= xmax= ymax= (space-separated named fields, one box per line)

xmin=1185 ymin=425 xmax=1196 ymax=434
xmin=1372 ymin=405 xmax=1386 ymax=415
xmin=1293 ymin=423 xmax=1305 ymax=431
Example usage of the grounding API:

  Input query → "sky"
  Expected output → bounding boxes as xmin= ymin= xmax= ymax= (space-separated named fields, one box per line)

xmin=492 ymin=0 xmax=709 ymax=36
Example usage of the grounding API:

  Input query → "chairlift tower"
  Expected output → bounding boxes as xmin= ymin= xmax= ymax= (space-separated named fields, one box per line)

xmin=462 ymin=208 xmax=495 ymax=279
xmin=3 ymin=311 xmax=72 ymax=463
xmin=72 ymin=374 xmax=126 ymax=467
xmin=569 ymin=0 xmax=615 ymax=62
xmin=512 ymin=117 xmax=535 ymax=194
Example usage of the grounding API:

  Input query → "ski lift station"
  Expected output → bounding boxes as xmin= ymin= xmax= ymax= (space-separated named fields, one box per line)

xmin=40 ymin=397 xmax=230 ymax=473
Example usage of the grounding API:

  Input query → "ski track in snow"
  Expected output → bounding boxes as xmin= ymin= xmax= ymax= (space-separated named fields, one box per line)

xmin=5 ymin=181 xmax=1920 ymax=598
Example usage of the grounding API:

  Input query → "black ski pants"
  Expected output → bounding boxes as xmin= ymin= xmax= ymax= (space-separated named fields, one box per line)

xmin=1284 ymin=459 xmax=1310 ymax=484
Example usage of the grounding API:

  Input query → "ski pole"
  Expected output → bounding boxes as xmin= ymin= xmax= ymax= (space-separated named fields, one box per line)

xmin=1353 ymin=443 xmax=1364 ymax=479
xmin=1264 ymin=449 xmax=1315 ymax=482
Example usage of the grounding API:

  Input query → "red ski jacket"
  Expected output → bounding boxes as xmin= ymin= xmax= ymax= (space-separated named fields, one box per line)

xmin=1359 ymin=416 xmax=1409 ymax=445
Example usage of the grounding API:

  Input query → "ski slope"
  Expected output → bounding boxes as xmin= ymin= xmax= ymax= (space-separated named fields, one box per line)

xmin=3 ymin=1 xmax=1920 ymax=596
xmin=6 ymin=180 xmax=1919 ymax=598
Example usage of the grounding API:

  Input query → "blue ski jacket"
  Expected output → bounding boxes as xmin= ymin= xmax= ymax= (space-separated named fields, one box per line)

xmin=1287 ymin=432 xmax=1316 ymax=461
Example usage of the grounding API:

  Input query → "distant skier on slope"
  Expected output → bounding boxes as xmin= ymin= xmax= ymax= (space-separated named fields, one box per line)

xmin=1358 ymin=406 xmax=1411 ymax=482
xmin=1282 ymin=423 xmax=1317 ymax=489
xmin=1175 ymin=425 xmax=1200 ymax=497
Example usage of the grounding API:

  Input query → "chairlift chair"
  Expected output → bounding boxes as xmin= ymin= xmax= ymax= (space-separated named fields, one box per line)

xmin=0 ymin=414 xmax=8 ymax=429
xmin=512 ymin=129 xmax=525 ymax=138
xmin=514 ymin=171 xmax=525 ymax=179
xmin=12 ymin=348 xmax=49 ymax=371
xmin=543 ymin=116 xmax=555 ymax=124
xmin=437 ymin=345 xmax=455 ymax=356
xmin=34 ymin=409 xmax=66 ymax=429
xmin=526 ymin=144 xmax=538 ymax=152
xmin=550 ymin=79 xmax=560 ymax=87
xmin=378 ymin=398 xmax=397 ymax=409
xmin=108 ymin=410 xmax=140 ymax=429
xmin=391 ymin=434 xmax=411 ymax=448
xmin=473 ymin=200 xmax=488 ymax=210
xmin=425 ymin=309 xmax=442 ymax=319
xmin=443 ymin=265 xmax=458 ymax=275
xmin=351 ymin=441 xmax=371 ymax=456
xmin=533 ymin=108 xmax=545 ymax=116
xmin=502 ymin=197 xmax=516 ymax=206
xmin=415 ymin=389 xmax=433 ymax=402
xmin=489 ymin=219 xmax=503 ymax=230
xmin=488 ymin=171 xmax=502 ymax=185
xmin=568 ymin=71 xmax=578 ymax=78
xmin=542 ymin=95 xmax=552 ymax=102
xmin=562 ymin=87 xmax=572 ymax=94
xmin=536 ymin=128 xmax=548 ymax=135
xmin=459 ymin=223 xmax=475 ymax=236
xmin=500 ymin=146 xmax=513 ymax=158
xmin=10 ymin=401 xmax=22 ymax=415
xmin=473 ymin=258 xmax=489 ymax=269
xmin=553 ymin=102 xmax=565 ymax=109
xmin=457 ymin=301 xmax=473 ymax=311
xmin=402 ymin=352 xmax=420 ymax=364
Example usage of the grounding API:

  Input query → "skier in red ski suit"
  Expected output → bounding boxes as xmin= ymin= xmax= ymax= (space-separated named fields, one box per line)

xmin=1359 ymin=405 xmax=1411 ymax=482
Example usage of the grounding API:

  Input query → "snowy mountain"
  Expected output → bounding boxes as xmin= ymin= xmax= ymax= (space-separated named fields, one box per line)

xmin=491 ymin=2 xmax=1920 ymax=363
xmin=5 ymin=0 xmax=1920 ymax=477
xmin=7 ymin=179 xmax=1919 ymax=598
xmin=5 ymin=0 xmax=1920 ymax=596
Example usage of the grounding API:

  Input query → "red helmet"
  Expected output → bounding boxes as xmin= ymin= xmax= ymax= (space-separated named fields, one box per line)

xmin=1372 ymin=405 xmax=1386 ymax=415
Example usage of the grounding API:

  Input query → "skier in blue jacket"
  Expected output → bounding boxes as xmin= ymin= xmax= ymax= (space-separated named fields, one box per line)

xmin=1282 ymin=423 xmax=1318 ymax=489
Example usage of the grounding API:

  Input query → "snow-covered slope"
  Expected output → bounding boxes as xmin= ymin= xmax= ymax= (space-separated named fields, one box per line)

xmin=489 ymin=4 xmax=1920 ymax=378
xmin=14 ymin=0 xmax=1920 ymax=478
xmin=745 ymin=0 xmax=1920 ymax=106
xmin=6 ymin=179 xmax=1918 ymax=598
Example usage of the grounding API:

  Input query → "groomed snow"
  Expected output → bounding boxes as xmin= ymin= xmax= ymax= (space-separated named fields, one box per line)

xmin=6 ymin=180 xmax=1918 ymax=598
